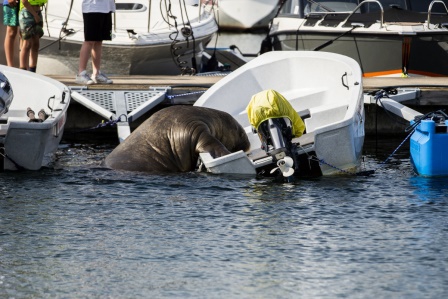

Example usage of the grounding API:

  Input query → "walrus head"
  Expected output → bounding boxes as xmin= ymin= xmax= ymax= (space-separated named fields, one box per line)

xmin=192 ymin=106 xmax=251 ymax=158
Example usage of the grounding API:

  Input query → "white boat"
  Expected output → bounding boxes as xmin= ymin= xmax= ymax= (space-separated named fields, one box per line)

xmin=212 ymin=0 xmax=280 ymax=31
xmin=37 ymin=0 xmax=218 ymax=76
xmin=0 ymin=65 xmax=70 ymax=171
xmin=194 ymin=51 xmax=365 ymax=178
xmin=266 ymin=0 xmax=448 ymax=77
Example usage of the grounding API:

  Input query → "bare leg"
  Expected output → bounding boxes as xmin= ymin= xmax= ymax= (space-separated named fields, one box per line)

xmin=78 ymin=41 xmax=94 ymax=74
xmin=19 ymin=38 xmax=31 ymax=70
xmin=28 ymin=35 xmax=40 ymax=71
xmin=90 ymin=41 xmax=103 ymax=77
xmin=4 ymin=26 xmax=18 ymax=67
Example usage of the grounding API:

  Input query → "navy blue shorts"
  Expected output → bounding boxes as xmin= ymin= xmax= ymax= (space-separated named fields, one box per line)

xmin=83 ymin=12 xmax=112 ymax=41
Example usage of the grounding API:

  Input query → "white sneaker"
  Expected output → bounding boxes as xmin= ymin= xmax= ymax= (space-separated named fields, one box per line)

xmin=75 ymin=70 xmax=94 ymax=85
xmin=93 ymin=71 xmax=113 ymax=84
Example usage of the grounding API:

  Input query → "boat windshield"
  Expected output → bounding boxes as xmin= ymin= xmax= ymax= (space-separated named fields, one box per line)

xmin=280 ymin=0 xmax=448 ymax=15
xmin=305 ymin=0 xmax=358 ymax=13
xmin=363 ymin=0 xmax=448 ymax=13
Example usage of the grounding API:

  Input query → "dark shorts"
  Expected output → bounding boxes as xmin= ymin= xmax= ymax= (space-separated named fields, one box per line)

xmin=83 ymin=12 xmax=112 ymax=42
xmin=3 ymin=5 xmax=19 ymax=27
xmin=19 ymin=9 xmax=43 ymax=40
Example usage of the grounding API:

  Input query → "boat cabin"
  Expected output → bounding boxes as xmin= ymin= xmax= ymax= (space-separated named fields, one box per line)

xmin=280 ymin=0 xmax=448 ymax=17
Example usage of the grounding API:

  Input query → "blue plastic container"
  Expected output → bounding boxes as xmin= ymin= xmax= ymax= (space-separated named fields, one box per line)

xmin=410 ymin=119 xmax=448 ymax=177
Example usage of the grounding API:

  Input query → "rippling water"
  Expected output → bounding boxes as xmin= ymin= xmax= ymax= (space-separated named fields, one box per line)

xmin=1 ymin=137 xmax=447 ymax=299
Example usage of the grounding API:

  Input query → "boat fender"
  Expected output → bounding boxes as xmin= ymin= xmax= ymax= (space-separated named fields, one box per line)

xmin=0 ymin=72 xmax=14 ymax=117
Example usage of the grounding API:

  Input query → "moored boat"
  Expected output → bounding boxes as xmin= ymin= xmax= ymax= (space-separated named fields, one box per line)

xmin=194 ymin=51 xmax=365 ymax=178
xmin=0 ymin=65 xmax=70 ymax=171
xmin=266 ymin=0 xmax=448 ymax=77
xmin=37 ymin=0 xmax=218 ymax=76
xmin=213 ymin=0 xmax=281 ymax=31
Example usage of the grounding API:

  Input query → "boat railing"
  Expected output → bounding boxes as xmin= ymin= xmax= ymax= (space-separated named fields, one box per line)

xmin=148 ymin=0 xmax=152 ymax=32
xmin=427 ymin=0 xmax=448 ymax=28
xmin=341 ymin=0 xmax=384 ymax=28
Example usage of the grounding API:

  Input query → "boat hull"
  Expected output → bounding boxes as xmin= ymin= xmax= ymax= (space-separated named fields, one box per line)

xmin=39 ymin=33 xmax=215 ymax=75
xmin=269 ymin=1 xmax=448 ymax=77
xmin=0 ymin=66 xmax=70 ymax=171
xmin=37 ymin=0 xmax=218 ymax=75
xmin=271 ymin=28 xmax=448 ymax=77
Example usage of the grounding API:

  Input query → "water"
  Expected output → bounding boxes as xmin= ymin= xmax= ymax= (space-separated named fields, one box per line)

xmin=1 ymin=136 xmax=448 ymax=299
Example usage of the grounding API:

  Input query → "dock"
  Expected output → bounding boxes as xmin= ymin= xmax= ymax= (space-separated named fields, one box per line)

xmin=49 ymin=74 xmax=448 ymax=143
xmin=50 ymin=74 xmax=224 ymax=90
xmin=51 ymin=74 xmax=448 ymax=90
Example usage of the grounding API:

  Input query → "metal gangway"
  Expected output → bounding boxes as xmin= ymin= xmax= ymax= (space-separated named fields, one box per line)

xmin=69 ymin=86 xmax=169 ymax=143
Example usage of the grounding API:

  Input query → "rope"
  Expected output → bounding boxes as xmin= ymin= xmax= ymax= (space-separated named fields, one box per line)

xmin=376 ymin=128 xmax=415 ymax=168
xmin=307 ymin=155 xmax=374 ymax=176
xmin=166 ymin=90 xmax=206 ymax=100
xmin=294 ymin=143 xmax=373 ymax=176
xmin=196 ymin=71 xmax=231 ymax=77
xmin=162 ymin=0 xmax=197 ymax=75
xmin=0 ymin=148 xmax=25 ymax=170
xmin=76 ymin=114 xmax=128 ymax=133
xmin=405 ymin=109 xmax=448 ymax=133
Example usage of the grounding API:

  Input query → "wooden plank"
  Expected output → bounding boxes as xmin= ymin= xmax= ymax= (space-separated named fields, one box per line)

xmin=48 ymin=74 xmax=448 ymax=91
xmin=363 ymin=77 xmax=448 ymax=90
xmin=49 ymin=74 xmax=224 ymax=90
xmin=50 ymin=74 xmax=448 ymax=108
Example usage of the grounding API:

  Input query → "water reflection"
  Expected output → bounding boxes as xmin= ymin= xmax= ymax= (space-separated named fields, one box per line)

xmin=409 ymin=176 xmax=448 ymax=204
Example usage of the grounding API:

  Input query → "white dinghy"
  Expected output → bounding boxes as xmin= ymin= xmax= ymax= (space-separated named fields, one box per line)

xmin=0 ymin=66 xmax=70 ymax=171
xmin=38 ymin=0 xmax=218 ymax=75
xmin=194 ymin=51 xmax=365 ymax=178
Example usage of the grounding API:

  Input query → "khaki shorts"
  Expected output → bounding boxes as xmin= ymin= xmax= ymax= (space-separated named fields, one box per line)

xmin=19 ymin=9 xmax=43 ymax=40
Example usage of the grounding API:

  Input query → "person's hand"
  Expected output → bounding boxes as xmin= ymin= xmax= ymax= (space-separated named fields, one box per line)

xmin=33 ymin=13 xmax=41 ymax=23
xmin=8 ymin=0 xmax=18 ymax=7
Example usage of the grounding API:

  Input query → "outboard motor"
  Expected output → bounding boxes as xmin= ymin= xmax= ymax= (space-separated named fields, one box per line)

xmin=0 ymin=71 xmax=14 ymax=117
xmin=257 ymin=117 xmax=297 ymax=178
xmin=247 ymin=89 xmax=306 ymax=180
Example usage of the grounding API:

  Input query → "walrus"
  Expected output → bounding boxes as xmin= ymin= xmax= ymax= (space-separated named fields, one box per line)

xmin=103 ymin=105 xmax=251 ymax=172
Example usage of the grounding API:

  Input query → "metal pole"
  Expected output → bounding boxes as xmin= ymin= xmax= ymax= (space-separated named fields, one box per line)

xmin=148 ymin=0 xmax=152 ymax=32
xmin=113 ymin=0 xmax=116 ymax=32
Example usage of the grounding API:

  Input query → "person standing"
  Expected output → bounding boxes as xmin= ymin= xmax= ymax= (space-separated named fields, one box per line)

xmin=75 ymin=0 xmax=115 ymax=85
xmin=3 ymin=0 xmax=20 ymax=67
xmin=19 ymin=0 xmax=46 ymax=72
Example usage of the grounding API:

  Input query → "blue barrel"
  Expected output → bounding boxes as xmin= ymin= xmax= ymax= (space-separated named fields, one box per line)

xmin=410 ymin=119 xmax=448 ymax=177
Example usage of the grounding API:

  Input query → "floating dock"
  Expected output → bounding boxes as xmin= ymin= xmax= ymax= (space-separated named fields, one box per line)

xmin=48 ymin=74 xmax=448 ymax=143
